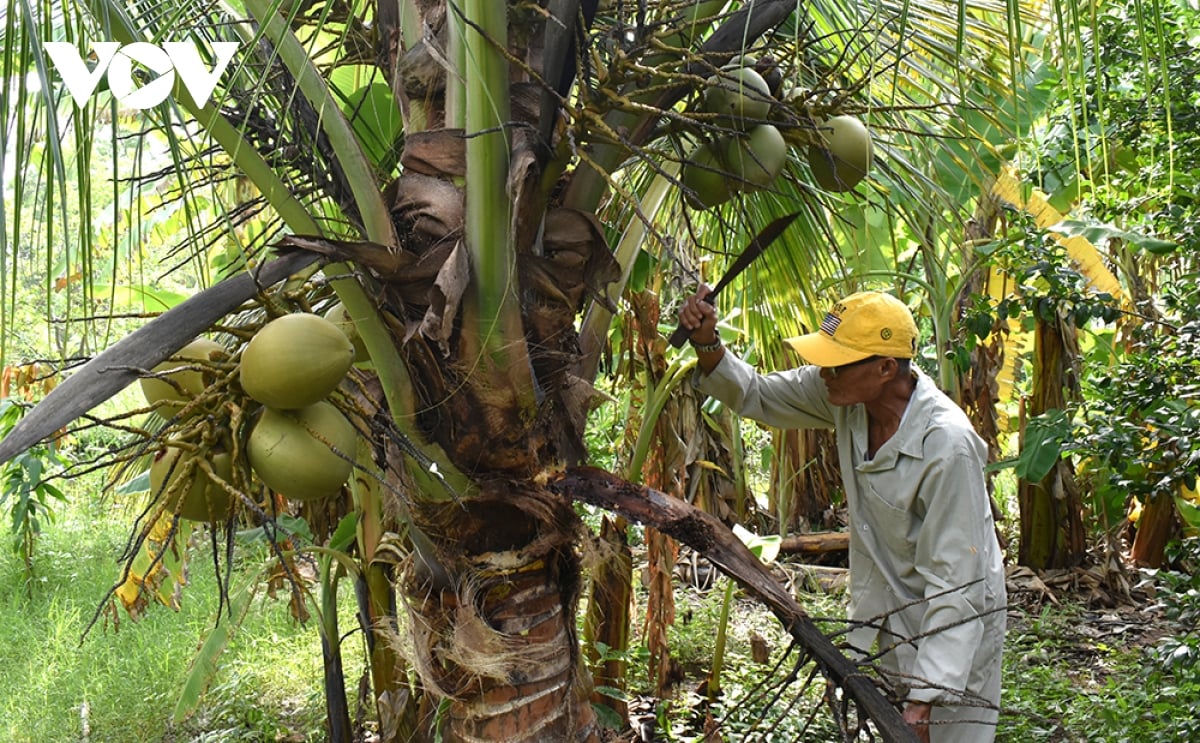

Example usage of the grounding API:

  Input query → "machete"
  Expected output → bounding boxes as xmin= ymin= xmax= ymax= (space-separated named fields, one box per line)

xmin=667 ymin=211 xmax=799 ymax=348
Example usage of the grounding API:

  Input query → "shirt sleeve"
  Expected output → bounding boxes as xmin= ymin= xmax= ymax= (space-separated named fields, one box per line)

xmin=907 ymin=429 xmax=997 ymax=704
xmin=693 ymin=351 xmax=837 ymax=430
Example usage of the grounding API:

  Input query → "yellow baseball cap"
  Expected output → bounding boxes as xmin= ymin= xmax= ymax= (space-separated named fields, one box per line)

xmin=784 ymin=291 xmax=918 ymax=366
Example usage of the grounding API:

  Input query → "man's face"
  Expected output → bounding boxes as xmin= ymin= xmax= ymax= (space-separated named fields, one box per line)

xmin=818 ymin=356 xmax=888 ymax=406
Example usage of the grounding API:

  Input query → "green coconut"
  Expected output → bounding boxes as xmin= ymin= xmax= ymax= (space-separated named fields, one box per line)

xmin=140 ymin=338 xmax=224 ymax=417
xmin=682 ymin=139 xmax=734 ymax=209
xmin=323 ymin=301 xmax=369 ymax=363
xmin=240 ymin=313 xmax=355 ymax=410
xmin=806 ymin=115 xmax=873 ymax=192
xmin=247 ymin=401 xmax=356 ymax=502
xmin=725 ymin=124 xmax=787 ymax=192
xmin=703 ymin=66 xmax=772 ymax=125
xmin=151 ymin=445 xmax=235 ymax=523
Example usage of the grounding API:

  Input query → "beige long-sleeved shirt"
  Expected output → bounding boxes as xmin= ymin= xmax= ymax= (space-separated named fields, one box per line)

xmin=696 ymin=352 xmax=1006 ymax=709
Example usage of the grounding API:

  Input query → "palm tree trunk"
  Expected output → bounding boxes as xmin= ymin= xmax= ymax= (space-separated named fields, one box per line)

xmin=403 ymin=490 xmax=598 ymax=742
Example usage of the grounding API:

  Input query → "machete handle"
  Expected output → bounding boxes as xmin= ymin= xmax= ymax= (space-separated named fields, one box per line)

xmin=667 ymin=291 xmax=716 ymax=348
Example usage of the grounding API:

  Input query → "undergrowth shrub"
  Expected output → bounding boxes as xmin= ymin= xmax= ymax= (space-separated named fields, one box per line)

xmin=1144 ymin=537 xmax=1200 ymax=681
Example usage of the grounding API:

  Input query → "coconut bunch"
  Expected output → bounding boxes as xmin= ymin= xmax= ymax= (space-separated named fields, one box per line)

xmin=240 ymin=312 xmax=358 ymax=504
xmin=680 ymin=57 xmax=875 ymax=207
xmin=139 ymin=311 xmax=361 ymax=524
xmin=682 ymin=57 xmax=788 ymax=209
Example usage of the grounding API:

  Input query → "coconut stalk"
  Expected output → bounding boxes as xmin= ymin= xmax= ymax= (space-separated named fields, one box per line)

xmin=458 ymin=0 xmax=537 ymax=414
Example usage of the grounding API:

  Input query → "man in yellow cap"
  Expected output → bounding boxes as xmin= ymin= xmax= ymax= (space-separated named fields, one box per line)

xmin=678 ymin=288 xmax=1006 ymax=743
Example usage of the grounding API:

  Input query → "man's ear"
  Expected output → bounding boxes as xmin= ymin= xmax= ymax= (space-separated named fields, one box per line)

xmin=880 ymin=357 xmax=899 ymax=379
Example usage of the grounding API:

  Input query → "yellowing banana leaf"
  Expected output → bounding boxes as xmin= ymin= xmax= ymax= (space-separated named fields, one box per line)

xmin=987 ymin=167 xmax=1134 ymax=435
xmin=991 ymin=167 xmax=1127 ymax=304
xmin=986 ymin=264 xmax=1029 ymax=431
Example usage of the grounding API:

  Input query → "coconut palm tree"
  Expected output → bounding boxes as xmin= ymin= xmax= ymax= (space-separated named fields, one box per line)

xmin=0 ymin=0 xmax=1100 ymax=739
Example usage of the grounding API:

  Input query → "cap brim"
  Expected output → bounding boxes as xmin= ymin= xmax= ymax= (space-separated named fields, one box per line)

xmin=784 ymin=332 xmax=875 ymax=367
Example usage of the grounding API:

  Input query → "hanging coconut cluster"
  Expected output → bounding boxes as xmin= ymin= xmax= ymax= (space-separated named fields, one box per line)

xmin=682 ymin=59 xmax=787 ymax=209
xmin=137 ymin=312 xmax=360 ymax=523
xmin=240 ymin=313 xmax=358 ymax=503
xmin=678 ymin=55 xmax=877 ymax=204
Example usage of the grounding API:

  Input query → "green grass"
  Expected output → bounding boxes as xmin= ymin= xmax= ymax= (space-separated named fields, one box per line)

xmin=0 ymin=488 xmax=352 ymax=743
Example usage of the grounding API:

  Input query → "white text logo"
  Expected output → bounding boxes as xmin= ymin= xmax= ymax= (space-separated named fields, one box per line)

xmin=42 ymin=41 xmax=239 ymax=109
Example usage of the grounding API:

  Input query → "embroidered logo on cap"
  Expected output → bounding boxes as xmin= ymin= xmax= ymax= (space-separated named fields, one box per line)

xmin=819 ymin=312 xmax=842 ymax=336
